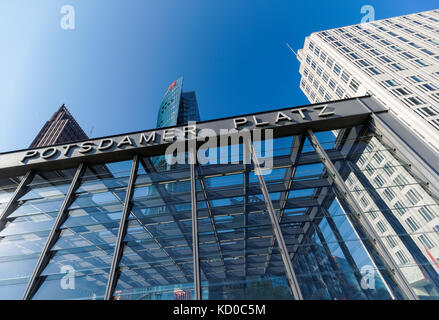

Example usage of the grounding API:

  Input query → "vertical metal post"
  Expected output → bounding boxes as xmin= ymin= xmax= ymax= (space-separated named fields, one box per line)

xmin=245 ymin=138 xmax=303 ymax=300
xmin=104 ymin=155 xmax=139 ymax=300
xmin=243 ymin=164 xmax=249 ymax=279
xmin=0 ymin=170 xmax=35 ymax=230
xmin=306 ymin=129 xmax=418 ymax=300
xmin=23 ymin=163 xmax=86 ymax=300
xmin=190 ymin=145 xmax=201 ymax=300
xmin=265 ymin=135 xmax=305 ymax=272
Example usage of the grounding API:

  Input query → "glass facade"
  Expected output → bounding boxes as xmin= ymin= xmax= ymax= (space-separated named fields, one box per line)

xmin=154 ymin=77 xmax=201 ymax=172
xmin=1 ymin=99 xmax=439 ymax=300
xmin=156 ymin=76 xmax=200 ymax=128
xmin=32 ymin=162 xmax=132 ymax=300
xmin=0 ymin=170 xmax=76 ymax=299
xmin=113 ymin=158 xmax=195 ymax=300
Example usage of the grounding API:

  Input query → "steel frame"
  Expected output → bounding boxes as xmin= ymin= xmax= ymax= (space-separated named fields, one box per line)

xmin=104 ymin=155 xmax=139 ymax=300
xmin=0 ymin=97 xmax=437 ymax=300
xmin=246 ymin=138 xmax=303 ymax=300
xmin=306 ymin=129 xmax=418 ymax=300
xmin=0 ymin=170 xmax=35 ymax=230
xmin=23 ymin=163 xmax=87 ymax=300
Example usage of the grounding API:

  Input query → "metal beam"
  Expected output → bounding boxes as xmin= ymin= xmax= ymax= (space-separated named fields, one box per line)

xmin=0 ymin=96 xmax=376 ymax=178
xmin=198 ymin=150 xmax=346 ymax=177
xmin=306 ymin=129 xmax=418 ymax=300
xmin=132 ymin=178 xmax=329 ymax=205
xmin=190 ymin=146 xmax=201 ymax=300
xmin=139 ymin=157 xmax=198 ymax=283
xmin=0 ymin=170 xmax=35 ymax=230
xmin=22 ymin=163 xmax=86 ymax=300
xmin=246 ymin=139 xmax=303 ymax=300
xmin=293 ymin=129 xmax=403 ymax=300
xmin=312 ymin=126 xmax=402 ymax=299
xmin=243 ymin=164 xmax=249 ymax=278
xmin=104 ymin=155 xmax=139 ymax=300
xmin=264 ymin=134 xmax=305 ymax=274
xmin=196 ymin=172 xmax=227 ymax=280
xmin=138 ymin=156 xmax=213 ymax=290
xmin=126 ymin=206 xmax=192 ymax=285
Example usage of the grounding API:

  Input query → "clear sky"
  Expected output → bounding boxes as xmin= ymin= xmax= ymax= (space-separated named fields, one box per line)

xmin=0 ymin=0 xmax=437 ymax=152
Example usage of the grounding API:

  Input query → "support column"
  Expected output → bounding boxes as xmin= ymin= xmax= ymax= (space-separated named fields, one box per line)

xmin=104 ymin=155 xmax=139 ymax=300
xmin=243 ymin=163 xmax=249 ymax=279
xmin=0 ymin=170 xmax=35 ymax=230
xmin=245 ymin=139 xmax=303 ymax=300
xmin=306 ymin=129 xmax=418 ymax=300
xmin=23 ymin=163 xmax=87 ymax=300
xmin=265 ymin=135 xmax=305 ymax=272
xmin=190 ymin=145 xmax=201 ymax=300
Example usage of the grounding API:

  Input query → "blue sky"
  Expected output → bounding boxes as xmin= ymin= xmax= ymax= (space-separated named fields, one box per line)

xmin=0 ymin=0 xmax=437 ymax=152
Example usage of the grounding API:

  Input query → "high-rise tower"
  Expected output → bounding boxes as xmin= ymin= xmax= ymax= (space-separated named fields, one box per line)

xmin=30 ymin=104 xmax=88 ymax=148
xmin=156 ymin=76 xmax=200 ymax=128
xmin=154 ymin=77 xmax=201 ymax=172
xmin=297 ymin=9 xmax=439 ymax=153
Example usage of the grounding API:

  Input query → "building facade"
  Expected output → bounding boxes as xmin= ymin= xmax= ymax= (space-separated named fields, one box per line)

xmin=0 ymin=96 xmax=439 ymax=300
xmin=297 ymin=9 xmax=439 ymax=298
xmin=156 ymin=76 xmax=200 ymax=129
xmin=154 ymin=77 xmax=201 ymax=173
xmin=30 ymin=104 xmax=89 ymax=148
xmin=297 ymin=9 xmax=439 ymax=152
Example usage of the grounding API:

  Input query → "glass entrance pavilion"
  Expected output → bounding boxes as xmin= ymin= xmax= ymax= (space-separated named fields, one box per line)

xmin=1 ymin=96 xmax=439 ymax=300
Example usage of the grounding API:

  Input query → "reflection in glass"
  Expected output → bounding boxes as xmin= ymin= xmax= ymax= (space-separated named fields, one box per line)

xmin=113 ymin=157 xmax=195 ymax=300
xmin=32 ymin=161 xmax=132 ymax=300
xmin=0 ymin=170 xmax=75 ymax=299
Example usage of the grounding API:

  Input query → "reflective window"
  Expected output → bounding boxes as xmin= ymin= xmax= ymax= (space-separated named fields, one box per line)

xmin=113 ymin=158 xmax=195 ymax=300
xmin=0 ymin=169 xmax=76 ymax=299
xmin=32 ymin=161 xmax=132 ymax=300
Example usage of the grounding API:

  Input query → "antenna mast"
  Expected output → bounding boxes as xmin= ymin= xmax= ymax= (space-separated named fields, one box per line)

xmin=285 ymin=42 xmax=298 ymax=57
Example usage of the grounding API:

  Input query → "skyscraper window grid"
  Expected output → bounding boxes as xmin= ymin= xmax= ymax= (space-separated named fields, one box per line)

xmin=298 ymin=9 xmax=439 ymax=151
xmin=297 ymin=9 xmax=439 ymax=299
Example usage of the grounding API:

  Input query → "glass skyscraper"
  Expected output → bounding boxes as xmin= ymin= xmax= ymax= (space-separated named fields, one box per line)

xmin=156 ymin=76 xmax=200 ymax=128
xmin=154 ymin=77 xmax=201 ymax=173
